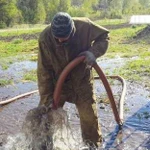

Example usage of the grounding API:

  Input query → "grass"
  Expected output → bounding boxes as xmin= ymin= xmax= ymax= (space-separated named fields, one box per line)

xmin=23 ymin=69 xmax=37 ymax=82
xmin=106 ymin=25 xmax=149 ymax=57
xmin=0 ymin=27 xmax=39 ymax=69
xmin=0 ymin=79 xmax=13 ymax=86
xmin=0 ymin=54 xmax=37 ymax=70
xmin=0 ymin=26 xmax=45 ymax=37
xmin=0 ymin=39 xmax=38 ymax=58
xmin=113 ymin=58 xmax=150 ymax=86
xmin=96 ymin=21 xmax=150 ymax=85
xmin=95 ymin=18 xmax=127 ymax=26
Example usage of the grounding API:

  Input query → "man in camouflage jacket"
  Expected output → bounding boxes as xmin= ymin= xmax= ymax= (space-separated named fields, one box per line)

xmin=37 ymin=12 xmax=109 ymax=147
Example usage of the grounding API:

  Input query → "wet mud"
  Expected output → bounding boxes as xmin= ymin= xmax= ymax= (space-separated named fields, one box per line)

xmin=0 ymin=58 xmax=150 ymax=149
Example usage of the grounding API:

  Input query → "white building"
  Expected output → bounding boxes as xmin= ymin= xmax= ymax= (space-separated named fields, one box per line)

xmin=130 ymin=15 xmax=150 ymax=24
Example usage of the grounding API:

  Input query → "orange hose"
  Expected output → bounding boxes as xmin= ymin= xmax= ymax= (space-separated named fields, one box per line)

xmin=53 ymin=56 xmax=123 ymax=126
xmin=93 ymin=65 xmax=123 ymax=125
xmin=53 ymin=56 xmax=85 ymax=106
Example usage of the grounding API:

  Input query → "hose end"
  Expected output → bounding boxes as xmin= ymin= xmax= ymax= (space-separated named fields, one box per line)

xmin=118 ymin=120 xmax=124 ymax=130
xmin=52 ymin=101 xmax=58 ymax=110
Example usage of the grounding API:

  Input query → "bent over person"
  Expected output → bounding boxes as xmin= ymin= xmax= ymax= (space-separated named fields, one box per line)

xmin=37 ymin=12 xmax=109 ymax=148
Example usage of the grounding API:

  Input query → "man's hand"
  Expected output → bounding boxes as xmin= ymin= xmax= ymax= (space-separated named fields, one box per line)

xmin=39 ymin=97 xmax=56 ymax=111
xmin=47 ymin=101 xmax=57 ymax=110
xmin=78 ymin=51 xmax=96 ymax=66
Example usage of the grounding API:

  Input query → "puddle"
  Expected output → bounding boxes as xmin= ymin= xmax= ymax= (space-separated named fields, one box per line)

xmin=98 ymin=56 xmax=128 ymax=74
xmin=0 ymin=57 xmax=150 ymax=149
xmin=0 ymin=82 xmax=37 ymax=101
xmin=98 ymin=56 xmax=140 ymax=75
xmin=0 ymin=61 xmax=37 ymax=83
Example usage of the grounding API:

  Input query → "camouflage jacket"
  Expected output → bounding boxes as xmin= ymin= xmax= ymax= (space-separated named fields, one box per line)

xmin=37 ymin=17 xmax=109 ymax=105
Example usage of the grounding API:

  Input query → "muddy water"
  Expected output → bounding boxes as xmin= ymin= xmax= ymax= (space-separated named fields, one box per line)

xmin=0 ymin=58 xmax=150 ymax=149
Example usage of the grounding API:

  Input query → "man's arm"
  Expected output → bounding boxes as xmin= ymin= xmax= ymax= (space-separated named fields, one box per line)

xmin=37 ymin=41 xmax=54 ymax=106
xmin=88 ymin=20 xmax=109 ymax=58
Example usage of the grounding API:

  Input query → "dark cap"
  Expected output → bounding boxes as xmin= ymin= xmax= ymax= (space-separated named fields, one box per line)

xmin=51 ymin=12 xmax=74 ymax=38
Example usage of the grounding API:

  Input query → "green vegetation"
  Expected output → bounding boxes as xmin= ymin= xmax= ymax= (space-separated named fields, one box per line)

xmin=23 ymin=69 xmax=37 ymax=82
xmin=113 ymin=58 xmax=150 ymax=86
xmin=0 ymin=59 xmax=13 ymax=70
xmin=0 ymin=36 xmax=38 ymax=70
xmin=106 ymin=26 xmax=149 ymax=58
xmin=95 ymin=19 xmax=127 ymax=26
xmin=0 ymin=39 xmax=38 ymax=58
xmin=0 ymin=28 xmax=42 ymax=37
xmin=0 ymin=79 xmax=13 ymax=86
xmin=103 ymin=23 xmax=150 ymax=86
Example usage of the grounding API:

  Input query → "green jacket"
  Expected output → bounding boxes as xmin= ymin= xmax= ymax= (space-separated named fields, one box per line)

xmin=37 ymin=17 xmax=109 ymax=106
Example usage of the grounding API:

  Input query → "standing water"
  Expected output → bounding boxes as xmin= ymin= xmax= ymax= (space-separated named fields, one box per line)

xmin=0 ymin=58 xmax=150 ymax=150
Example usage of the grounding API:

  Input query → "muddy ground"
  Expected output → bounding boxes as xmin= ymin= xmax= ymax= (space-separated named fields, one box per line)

xmin=0 ymin=56 xmax=149 ymax=150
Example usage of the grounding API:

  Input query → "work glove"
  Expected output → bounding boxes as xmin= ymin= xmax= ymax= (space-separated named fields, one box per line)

xmin=78 ymin=51 xmax=96 ymax=66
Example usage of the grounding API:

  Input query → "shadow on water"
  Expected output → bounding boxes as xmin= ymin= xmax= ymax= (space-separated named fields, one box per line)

xmin=105 ymin=101 xmax=150 ymax=150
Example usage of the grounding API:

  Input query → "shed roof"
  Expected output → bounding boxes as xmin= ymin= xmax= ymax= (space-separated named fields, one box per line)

xmin=130 ymin=15 xmax=150 ymax=24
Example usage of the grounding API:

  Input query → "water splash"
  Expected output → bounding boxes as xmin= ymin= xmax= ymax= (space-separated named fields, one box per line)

xmin=2 ymin=107 xmax=86 ymax=150
xmin=3 ymin=133 xmax=32 ymax=150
